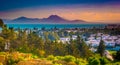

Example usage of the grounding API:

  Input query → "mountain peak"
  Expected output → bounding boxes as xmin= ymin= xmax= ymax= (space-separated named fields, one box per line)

xmin=14 ymin=16 xmax=28 ymax=20
xmin=46 ymin=15 xmax=68 ymax=22
xmin=49 ymin=15 xmax=60 ymax=17
xmin=17 ymin=16 xmax=27 ymax=19
xmin=48 ymin=15 xmax=63 ymax=19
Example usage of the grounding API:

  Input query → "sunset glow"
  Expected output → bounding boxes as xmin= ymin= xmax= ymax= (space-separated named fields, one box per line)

xmin=0 ymin=0 xmax=120 ymax=23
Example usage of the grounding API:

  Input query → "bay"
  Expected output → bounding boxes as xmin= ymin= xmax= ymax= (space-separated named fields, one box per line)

xmin=6 ymin=24 xmax=106 ymax=29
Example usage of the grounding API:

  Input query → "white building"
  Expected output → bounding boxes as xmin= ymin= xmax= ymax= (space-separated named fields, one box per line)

xmin=72 ymin=35 xmax=77 ymax=40
xmin=60 ymin=37 xmax=70 ymax=43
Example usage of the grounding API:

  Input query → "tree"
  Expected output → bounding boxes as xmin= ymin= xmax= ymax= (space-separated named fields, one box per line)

xmin=53 ymin=41 xmax=66 ymax=56
xmin=1 ymin=25 xmax=17 ymax=51
xmin=0 ymin=19 xmax=4 ymax=27
xmin=76 ymin=35 xmax=93 ymax=58
xmin=66 ymin=37 xmax=80 ymax=57
xmin=114 ymin=50 xmax=120 ymax=60
xmin=0 ymin=37 xmax=5 ymax=51
xmin=1 ymin=25 xmax=12 ymax=40
xmin=97 ymin=40 xmax=105 ymax=57
xmin=17 ymin=30 xmax=29 ymax=53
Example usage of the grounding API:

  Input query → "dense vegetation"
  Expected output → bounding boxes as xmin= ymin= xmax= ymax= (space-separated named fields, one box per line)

xmin=0 ymin=19 xmax=120 ymax=65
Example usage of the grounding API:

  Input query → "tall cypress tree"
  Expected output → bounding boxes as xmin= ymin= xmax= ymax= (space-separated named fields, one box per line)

xmin=97 ymin=40 xmax=105 ymax=57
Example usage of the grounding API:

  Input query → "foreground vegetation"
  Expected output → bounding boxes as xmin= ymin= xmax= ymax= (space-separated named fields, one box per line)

xmin=0 ymin=19 xmax=120 ymax=65
xmin=0 ymin=51 xmax=120 ymax=65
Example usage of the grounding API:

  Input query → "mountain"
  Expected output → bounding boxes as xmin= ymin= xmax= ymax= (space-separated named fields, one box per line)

xmin=11 ymin=16 xmax=41 ymax=23
xmin=40 ymin=15 xmax=70 ymax=23
xmin=4 ymin=15 xmax=88 ymax=24
xmin=46 ymin=15 xmax=68 ymax=22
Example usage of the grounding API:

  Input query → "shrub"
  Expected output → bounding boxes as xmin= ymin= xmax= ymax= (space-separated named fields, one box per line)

xmin=67 ymin=62 xmax=77 ymax=65
xmin=47 ymin=55 xmax=56 ymax=61
xmin=114 ymin=62 xmax=120 ymax=65
xmin=53 ymin=63 xmax=62 ymax=65
xmin=38 ymin=50 xmax=45 ymax=57
xmin=56 ymin=56 xmax=64 ymax=60
xmin=75 ymin=58 xmax=88 ymax=65
xmin=53 ymin=60 xmax=67 ymax=65
xmin=75 ymin=59 xmax=81 ymax=65
xmin=62 ymin=55 xmax=75 ymax=62
xmin=0 ymin=55 xmax=6 ymax=65
xmin=0 ymin=63 xmax=3 ymax=65
xmin=31 ymin=54 xmax=38 ymax=59
xmin=7 ymin=58 xmax=19 ymax=65
xmin=99 ymin=57 xmax=110 ymax=65
xmin=88 ymin=57 xmax=100 ymax=65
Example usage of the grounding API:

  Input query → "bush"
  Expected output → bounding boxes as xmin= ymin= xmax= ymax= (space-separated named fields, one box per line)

xmin=88 ymin=57 xmax=100 ymax=65
xmin=99 ymin=57 xmax=110 ymax=65
xmin=75 ymin=58 xmax=82 ymax=65
xmin=38 ymin=50 xmax=45 ymax=57
xmin=0 ymin=55 xmax=6 ymax=65
xmin=62 ymin=55 xmax=76 ymax=62
xmin=31 ymin=54 xmax=38 ymax=59
xmin=47 ymin=55 xmax=56 ymax=61
xmin=0 ymin=63 xmax=3 ymax=65
xmin=67 ymin=62 xmax=77 ymax=65
xmin=56 ymin=56 xmax=64 ymax=60
xmin=53 ymin=60 xmax=67 ymax=65
xmin=53 ymin=63 xmax=62 ymax=65
xmin=7 ymin=58 xmax=19 ymax=65
xmin=74 ymin=58 xmax=88 ymax=65
xmin=114 ymin=62 xmax=120 ymax=65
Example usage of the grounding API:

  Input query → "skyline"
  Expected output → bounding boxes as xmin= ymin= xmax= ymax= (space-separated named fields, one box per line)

xmin=0 ymin=0 xmax=120 ymax=23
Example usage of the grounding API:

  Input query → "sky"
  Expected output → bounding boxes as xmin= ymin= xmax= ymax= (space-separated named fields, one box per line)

xmin=0 ymin=0 xmax=120 ymax=23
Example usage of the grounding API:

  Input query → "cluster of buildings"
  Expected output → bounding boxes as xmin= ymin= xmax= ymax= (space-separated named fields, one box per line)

xmin=85 ymin=33 xmax=120 ymax=47
xmin=15 ymin=28 xmax=120 ymax=51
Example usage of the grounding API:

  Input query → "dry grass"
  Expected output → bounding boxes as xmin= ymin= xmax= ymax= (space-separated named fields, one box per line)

xmin=17 ymin=59 xmax=53 ymax=65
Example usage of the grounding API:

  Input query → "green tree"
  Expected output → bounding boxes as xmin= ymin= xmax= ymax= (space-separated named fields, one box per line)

xmin=53 ymin=41 xmax=65 ymax=56
xmin=114 ymin=50 xmax=120 ymax=60
xmin=76 ymin=35 xmax=93 ymax=58
xmin=0 ymin=19 xmax=4 ymax=27
xmin=0 ymin=37 xmax=5 ymax=51
xmin=97 ymin=40 xmax=105 ymax=57
xmin=1 ymin=25 xmax=17 ymax=51
xmin=67 ymin=38 xmax=80 ymax=57
xmin=17 ymin=30 xmax=29 ymax=53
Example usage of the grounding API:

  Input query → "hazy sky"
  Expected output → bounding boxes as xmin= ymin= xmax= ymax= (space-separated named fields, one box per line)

xmin=0 ymin=0 xmax=120 ymax=23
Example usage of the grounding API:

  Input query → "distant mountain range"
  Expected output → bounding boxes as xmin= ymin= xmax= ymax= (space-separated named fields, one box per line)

xmin=3 ymin=15 xmax=90 ymax=24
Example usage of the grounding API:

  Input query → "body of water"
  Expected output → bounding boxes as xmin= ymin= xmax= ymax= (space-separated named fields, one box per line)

xmin=6 ymin=24 xmax=106 ymax=29
xmin=106 ymin=46 xmax=120 ymax=51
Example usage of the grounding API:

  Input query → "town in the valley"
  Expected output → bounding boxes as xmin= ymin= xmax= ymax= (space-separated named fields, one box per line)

xmin=7 ymin=24 xmax=120 ymax=52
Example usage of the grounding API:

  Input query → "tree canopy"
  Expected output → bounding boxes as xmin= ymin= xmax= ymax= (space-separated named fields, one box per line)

xmin=0 ymin=19 xmax=4 ymax=27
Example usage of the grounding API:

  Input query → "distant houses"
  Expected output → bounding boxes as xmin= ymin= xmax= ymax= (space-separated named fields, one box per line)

xmin=59 ymin=35 xmax=77 ymax=43
xmin=23 ymin=28 xmax=120 ymax=48
xmin=85 ymin=33 xmax=120 ymax=51
xmin=10 ymin=27 xmax=120 ymax=52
